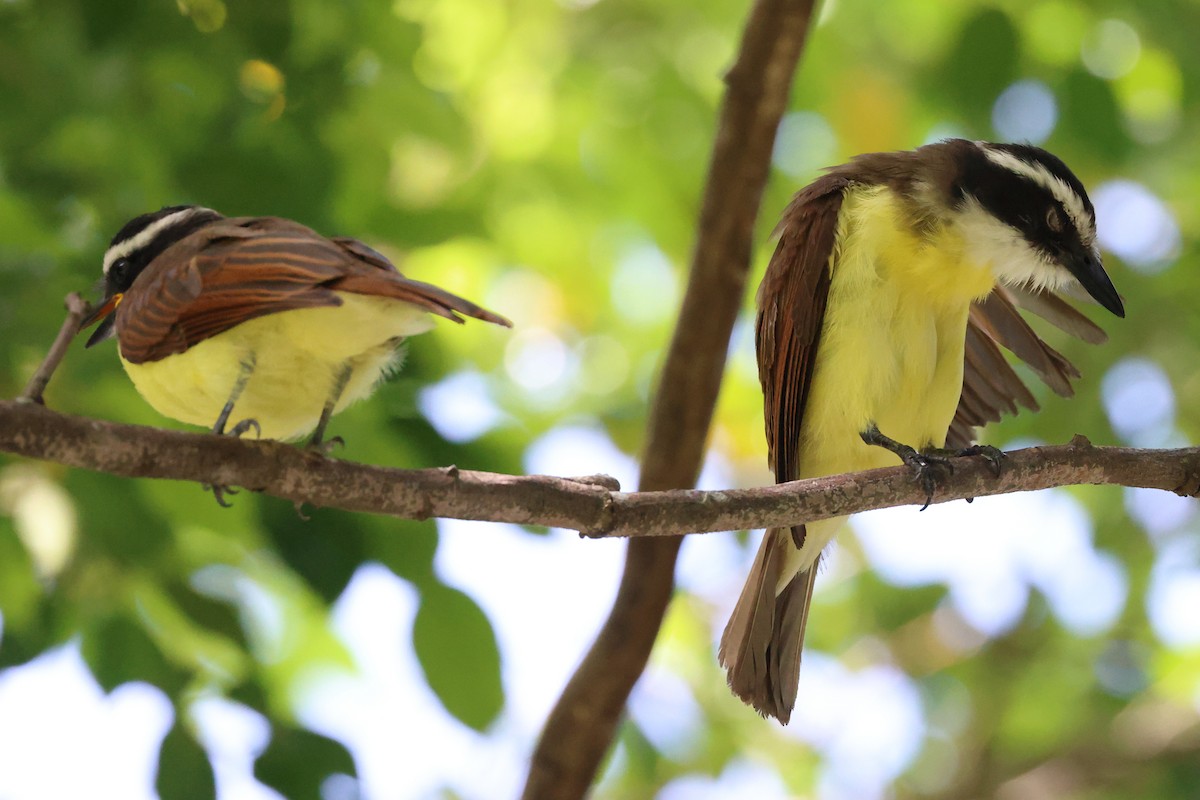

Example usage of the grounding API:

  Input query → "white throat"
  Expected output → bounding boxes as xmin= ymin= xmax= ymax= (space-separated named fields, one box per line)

xmin=954 ymin=197 xmax=1076 ymax=293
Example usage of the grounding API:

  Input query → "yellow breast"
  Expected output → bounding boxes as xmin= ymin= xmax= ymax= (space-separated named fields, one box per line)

xmin=119 ymin=293 xmax=436 ymax=440
xmin=779 ymin=186 xmax=999 ymax=581
xmin=798 ymin=185 xmax=996 ymax=475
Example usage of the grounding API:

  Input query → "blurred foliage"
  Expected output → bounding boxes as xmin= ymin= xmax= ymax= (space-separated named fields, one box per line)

xmin=0 ymin=0 xmax=1198 ymax=797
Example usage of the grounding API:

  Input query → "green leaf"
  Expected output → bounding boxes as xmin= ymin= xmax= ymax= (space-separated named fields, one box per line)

xmin=226 ymin=677 xmax=269 ymax=716
xmin=412 ymin=583 xmax=504 ymax=731
xmin=862 ymin=575 xmax=947 ymax=632
xmin=165 ymin=577 xmax=247 ymax=649
xmin=941 ymin=8 xmax=1019 ymax=117
xmin=63 ymin=470 xmax=173 ymax=563
xmin=0 ymin=604 xmax=57 ymax=669
xmin=362 ymin=517 xmax=439 ymax=587
xmin=254 ymin=726 xmax=357 ymax=800
xmin=79 ymin=612 xmax=189 ymax=695
xmin=260 ymin=503 xmax=368 ymax=603
xmin=1057 ymin=69 xmax=1132 ymax=161
xmin=0 ymin=515 xmax=41 ymax=633
xmin=156 ymin=722 xmax=216 ymax=800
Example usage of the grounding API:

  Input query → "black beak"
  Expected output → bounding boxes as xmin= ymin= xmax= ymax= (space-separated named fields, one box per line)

xmin=81 ymin=294 xmax=121 ymax=347
xmin=1069 ymin=249 xmax=1124 ymax=318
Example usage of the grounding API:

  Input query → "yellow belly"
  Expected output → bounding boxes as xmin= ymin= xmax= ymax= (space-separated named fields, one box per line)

xmin=119 ymin=293 xmax=436 ymax=440
xmin=781 ymin=186 xmax=998 ymax=581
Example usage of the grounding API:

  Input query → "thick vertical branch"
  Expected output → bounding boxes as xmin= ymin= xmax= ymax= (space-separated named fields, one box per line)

xmin=521 ymin=1 xmax=821 ymax=797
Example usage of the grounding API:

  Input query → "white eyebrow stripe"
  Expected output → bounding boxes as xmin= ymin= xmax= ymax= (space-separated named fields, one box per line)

xmin=981 ymin=147 xmax=1095 ymax=245
xmin=102 ymin=207 xmax=208 ymax=275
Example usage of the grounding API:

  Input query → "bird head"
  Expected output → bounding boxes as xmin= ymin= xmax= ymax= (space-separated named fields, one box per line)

xmin=946 ymin=140 xmax=1124 ymax=318
xmin=82 ymin=205 xmax=223 ymax=346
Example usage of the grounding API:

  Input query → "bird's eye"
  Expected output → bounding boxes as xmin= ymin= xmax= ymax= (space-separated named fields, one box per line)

xmin=1045 ymin=207 xmax=1063 ymax=233
xmin=109 ymin=257 xmax=130 ymax=283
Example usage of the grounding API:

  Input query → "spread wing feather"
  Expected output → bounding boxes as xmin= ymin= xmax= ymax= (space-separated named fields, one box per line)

xmin=116 ymin=217 xmax=510 ymax=364
xmin=1003 ymin=285 xmax=1108 ymax=345
xmin=952 ymin=283 xmax=1103 ymax=449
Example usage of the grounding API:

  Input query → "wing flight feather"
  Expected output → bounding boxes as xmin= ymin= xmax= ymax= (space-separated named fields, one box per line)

xmin=116 ymin=218 xmax=509 ymax=364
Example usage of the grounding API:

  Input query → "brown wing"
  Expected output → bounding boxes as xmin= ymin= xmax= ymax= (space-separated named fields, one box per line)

xmin=720 ymin=176 xmax=845 ymax=722
xmin=116 ymin=217 xmax=510 ymax=364
xmin=1002 ymin=284 xmax=1108 ymax=345
xmin=949 ymin=284 xmax=1104 ymax=449
xmin=328 ymin=237 xmax=511 ymax=330
xmin=757 ymin=174 xmax=846 ymax=483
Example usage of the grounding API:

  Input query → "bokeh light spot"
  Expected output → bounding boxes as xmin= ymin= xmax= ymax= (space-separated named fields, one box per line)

xmin=1147 ymin=542 xmax=1200 ymax=647
xmin=0 ymin=646 xmax=173 ymax=800
xmin=789 ymin=655 xmax=926 ymax=795
xmin=773 ymin=111 xmax=838 ymax=178
xmin=177 ymin=0 xmax=227 ymax=33
xmin=1082 ymin=19 xmax=1141 ymax=80
xmin=1093 ymin=179 xmax=1180 ymax=272
xmin=1124 ymin=486 xmax=1195 ymax=540
xmin=0 ymin=465 xmax=77 ymax=578
xmin=658 ymin=760 xmax=789 ymax=800
xmin=991 ymin=80 xmax=1057 ymax=143
xmin=628 ymin=667 xmax=702 ymax=758
xmin=1115 ymin=48 xmax=1183 ymax=143
xmin=489 ymin=268 xmax=565 ymax=329
xmin=504 ymin=327 xmax=569 ymax=392
xmin=193 ymin=695 xmax=274 ymax=798
xmin=418 ymin=370 xmax=505 ymax=443
xmin=389 ymin=137 xmax=460 ymax=208
xmin=610 ymin=242 xmax=679 ymax=325
xmin=1101 ymin=358 xmax=1175 ymax=447
xmin=576 ymin=335 xmax=630 ymax=395
xmin=238 ymin=60 xmax=286 ymax=120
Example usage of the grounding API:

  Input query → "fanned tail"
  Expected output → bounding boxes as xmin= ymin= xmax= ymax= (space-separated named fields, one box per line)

xmin=718 ymin=527 xmax=817 ymax=725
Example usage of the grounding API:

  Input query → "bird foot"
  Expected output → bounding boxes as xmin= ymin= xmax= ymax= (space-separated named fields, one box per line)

xmin=906 ymin=444 xmax=1005 ymax=509
xmin=1174 ymin=471 xmax=1200 ymax=498
xmin=228 ymin=418 xmax=262 ymax=439
xmin=292 ymin=499 xmax=312 ymax=521
xmin=861 ymin=426 xmax=1005 ymax=511
xmin=206 ymin=483 xmax=240 ymax=507
xmin=305 ymin=434 xmax=345 ymax=457
xmin=204 ymin=417 xmax=262 ymax=506
xmin=926 ymin=444 xmax=1006 ymax=477
xmin=899 ymin=450 xmax=955 ymax=511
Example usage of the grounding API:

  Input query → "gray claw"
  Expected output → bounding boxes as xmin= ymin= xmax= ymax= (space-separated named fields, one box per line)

xmin=229 ymin=418 xmax=261 ymax=439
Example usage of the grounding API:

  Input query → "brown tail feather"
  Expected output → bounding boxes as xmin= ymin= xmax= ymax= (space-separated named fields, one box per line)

xmin=333 ymin=273 xmax=512 ymax=328
xmin=328 ymin=235 xmax=511 ymax=328
xmin=719 ymin=527 xmax=816 ymax=724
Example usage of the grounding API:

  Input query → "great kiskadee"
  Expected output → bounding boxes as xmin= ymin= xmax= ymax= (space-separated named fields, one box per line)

xmin=719 ymin=139 xmax=1124 ymax=723
xmin=83 ymin=206 xmax=510 ymax=460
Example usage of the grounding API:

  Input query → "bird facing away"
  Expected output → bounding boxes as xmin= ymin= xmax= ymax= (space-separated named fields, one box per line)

xmin=719 ymin=139 xmax=1124 ymax=724
xmin=84 ymin=206 xmax=511 ymax=450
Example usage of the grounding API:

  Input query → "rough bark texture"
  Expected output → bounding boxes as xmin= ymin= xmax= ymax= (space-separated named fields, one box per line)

xmin=2 ymin=401 xmax=1197 ymax=534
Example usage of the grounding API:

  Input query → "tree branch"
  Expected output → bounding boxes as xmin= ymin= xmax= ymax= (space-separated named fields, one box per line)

xmin=521 ymin=0 xmax=813 ymax=794
xmin=19 ymin=292 xmax=89 ymax=404
xmin=2 ymin=401 xmax=1197 ymax=533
